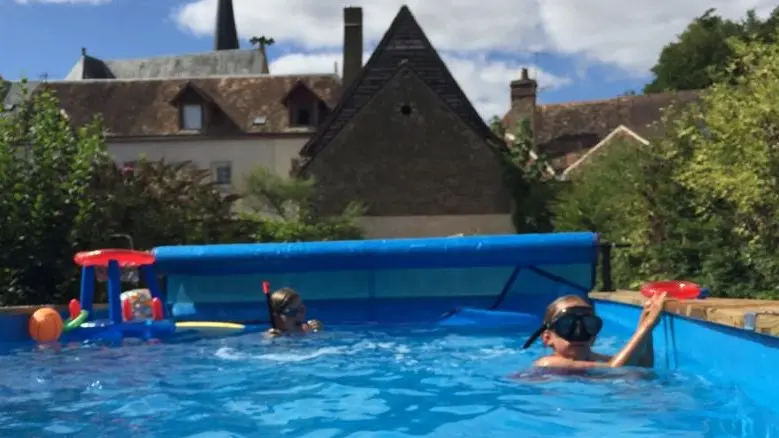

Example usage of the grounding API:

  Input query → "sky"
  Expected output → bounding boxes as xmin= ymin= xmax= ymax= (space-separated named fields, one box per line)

xmin=1 ymin=0 xmax=776 ymax=119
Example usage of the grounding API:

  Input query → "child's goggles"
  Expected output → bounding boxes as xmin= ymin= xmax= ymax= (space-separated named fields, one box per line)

xmin=522 ymin=306 xmax=603 ymax=349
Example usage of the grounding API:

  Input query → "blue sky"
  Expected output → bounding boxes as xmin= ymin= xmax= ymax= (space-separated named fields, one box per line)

xmin=2 ymin=0 xmax=764 ymax=118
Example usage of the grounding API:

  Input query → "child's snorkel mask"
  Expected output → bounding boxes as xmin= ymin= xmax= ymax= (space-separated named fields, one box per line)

xmin=522 ymin=306 xmax=603 ymax=349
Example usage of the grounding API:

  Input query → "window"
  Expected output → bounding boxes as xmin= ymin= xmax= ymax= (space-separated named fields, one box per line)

xmin=212 ymin=162 xmax=232 ymax=185
xmin=181 ymin=104 xmax=203 ymax=130
xmin=292 ymin=107 xmax=312 ymax=126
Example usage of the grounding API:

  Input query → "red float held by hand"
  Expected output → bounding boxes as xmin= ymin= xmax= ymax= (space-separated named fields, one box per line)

xmin=640 ymin=280 xmax=704 ymax=300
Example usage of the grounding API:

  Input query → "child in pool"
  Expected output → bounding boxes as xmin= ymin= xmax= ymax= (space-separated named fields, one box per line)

xmin=266 ymin=287 xmax=324 ymax=337
xmin=522 ymin=292 xmax=666 ymax=370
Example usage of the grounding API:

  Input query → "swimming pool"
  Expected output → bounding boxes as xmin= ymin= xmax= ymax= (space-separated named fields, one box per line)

xmin=1 ymin=325 xmax=777 ymax=437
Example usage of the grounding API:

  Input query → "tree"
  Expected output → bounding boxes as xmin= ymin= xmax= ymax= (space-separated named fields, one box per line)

xmin=0 ymin=82 xmax=255 ymax=305
xmin=0 ymin=76 xmax=8 ymax=101
xmin=491 ymin=116 xmax=559 ymax=233
xmin=665 ymin=31 xmax=779 ymax=296
xmin=644 ymin=6 xmax=779 ymax=93
xmin=89 ymin=159 xmax=253 ymax=250
xmin=551 ymin=134 xmax=709 ymax=290
xmin=0 ymin=81 xmax=109 ymax=305
xmin=240 ymin=167 xmax=365 ymax=242
xmin=556 ymin=32 xmax=779 ymax=298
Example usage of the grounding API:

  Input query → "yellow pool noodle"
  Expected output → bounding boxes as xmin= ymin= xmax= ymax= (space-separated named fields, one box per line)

xmin=175 ymin=321 xmax=245 ymax=330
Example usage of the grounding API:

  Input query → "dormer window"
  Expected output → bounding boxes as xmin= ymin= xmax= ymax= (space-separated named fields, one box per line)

xmin=170 ymin=82 xmax=222 ymax=133
xmin=282 ymin=81 xmax=327 ymax=129
xmin=291 ymin=105 xmax=312 ymax=127
xmin=181 ymin=104 xmax=203 ymax=131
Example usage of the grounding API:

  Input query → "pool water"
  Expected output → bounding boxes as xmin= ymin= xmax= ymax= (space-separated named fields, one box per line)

xmin=0 ymin=327 xmax=777 ymax=438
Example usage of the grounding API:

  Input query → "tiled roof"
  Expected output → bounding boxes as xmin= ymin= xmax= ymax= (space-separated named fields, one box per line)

xmin=65 ymin=49 xmax=269 ymax=80
xmin=503 ymin=90 xmax=701 ymax=172
xmin=32 ymin=75 xmax=341 ymax=137
xmin=299 ymin=5 xmax=501 ymax=160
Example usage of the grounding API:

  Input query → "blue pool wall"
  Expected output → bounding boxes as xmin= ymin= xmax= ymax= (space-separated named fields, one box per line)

xmin=152 ymin=232 xmax=599 ymax=324
xmin=594 ymin=299 xmax=779 ymax=416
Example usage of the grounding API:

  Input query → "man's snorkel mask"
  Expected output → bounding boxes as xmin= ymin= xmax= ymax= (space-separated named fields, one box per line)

xmin=522 ymin=306 xmax=604 ymax=349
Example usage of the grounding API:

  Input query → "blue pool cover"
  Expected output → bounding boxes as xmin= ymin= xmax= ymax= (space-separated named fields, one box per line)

xmin=153 ymin=232 xmax=599 ymax=276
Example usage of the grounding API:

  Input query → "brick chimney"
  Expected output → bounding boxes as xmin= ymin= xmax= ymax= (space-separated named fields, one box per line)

xmin=342 ymin=7 xmax=363 ymax=88
xmin=509 ymin=68 xmax=537 ymax=133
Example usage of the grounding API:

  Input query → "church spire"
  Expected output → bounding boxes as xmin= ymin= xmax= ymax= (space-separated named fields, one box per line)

xmin=214 ymin=0 xmax=239 ymax=51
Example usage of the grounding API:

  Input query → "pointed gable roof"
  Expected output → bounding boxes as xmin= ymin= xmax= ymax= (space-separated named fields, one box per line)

xmin=299 ymin=5 xmax=500 ymax=159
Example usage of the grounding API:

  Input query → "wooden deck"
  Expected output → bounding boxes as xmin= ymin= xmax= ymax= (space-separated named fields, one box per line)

xmin=590 ymin=290 xmax=779 ymax=336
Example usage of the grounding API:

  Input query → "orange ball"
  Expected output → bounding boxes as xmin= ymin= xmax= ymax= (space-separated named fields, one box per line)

xmin=29 ymin=307 xmax=64 ymax=343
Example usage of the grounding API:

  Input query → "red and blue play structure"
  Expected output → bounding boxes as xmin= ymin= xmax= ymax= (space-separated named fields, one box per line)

xmin=64 ymin=249 xmax=176 ymax=342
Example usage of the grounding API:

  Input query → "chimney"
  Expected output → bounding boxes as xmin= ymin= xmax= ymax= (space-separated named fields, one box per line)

xmin=509 ymin=68 xmax=538 ymax=132
xmin=214 ymin=0 xmax=240 ymax=51
xmin=343 ymin=7 xmax=363 ymax=88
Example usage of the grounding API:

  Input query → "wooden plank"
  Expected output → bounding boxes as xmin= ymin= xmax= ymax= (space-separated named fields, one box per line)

xmin=589 ymin=291 xmax=779 ymax=336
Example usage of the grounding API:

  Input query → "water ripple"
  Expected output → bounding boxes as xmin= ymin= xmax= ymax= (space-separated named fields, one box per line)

xmin=0 ymin=326 xmax=776 ymax=437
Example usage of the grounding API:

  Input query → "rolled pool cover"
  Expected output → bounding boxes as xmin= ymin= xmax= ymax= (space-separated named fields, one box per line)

xmin=152 ymin=232 xmax=598 ymax=275
xmin=437 ymin=307 xmax=540 ymax=328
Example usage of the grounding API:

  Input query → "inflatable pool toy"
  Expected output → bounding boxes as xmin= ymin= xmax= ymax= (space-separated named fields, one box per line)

xmin=64 ymin=308 xmax=89 ymax=332
xmin=640 ymin=280 xmax=707 ymax=300
xmin=28 ymin=307 xmax=64 ymax=343
xmin=27 ymin=247 xmax=258 ymax=344
xmin=74 ymin=249 xmax=155 ymax=267
xmin=120 ymin=288 xmax=162 ymax=322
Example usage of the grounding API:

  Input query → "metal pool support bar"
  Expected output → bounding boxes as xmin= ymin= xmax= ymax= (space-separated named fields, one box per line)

xmin=597 ymin=241 xmax=631 ymax=292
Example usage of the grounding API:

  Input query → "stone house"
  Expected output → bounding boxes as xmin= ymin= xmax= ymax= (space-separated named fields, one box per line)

xmin=295 ymin=6 xmax=514 ymax=238
xmin=1 ymin=0 xmax=338 ymax=188
xmin=502 ymin=71 xmax=701 ymax=179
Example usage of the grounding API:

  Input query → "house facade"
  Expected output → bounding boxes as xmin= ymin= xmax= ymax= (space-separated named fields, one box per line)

xmin=503 ymin=71 xmax=701 ymax=178
xmin=1 ymin=0 xmax=341 ymax=188
xmin=296 ymin=6 xmax=514 ymax=238
xmin=34 ymin=75 xmax=340 ymax=186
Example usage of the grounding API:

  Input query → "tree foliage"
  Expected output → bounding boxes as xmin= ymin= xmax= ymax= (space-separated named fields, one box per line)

xmin=490 ymin=116 xmax=559 ymax=234
xmin=0 ymin=82 xmax=108 ymax=305
xmin=0 ymin=76 xmax=8 ymax=102
xmin=0 ymin=82 xmax=363 ymax=305
xmin=556 ymin=32 xmax=779 ymax=298
xmin=645 ymin=6 xmax=779 ymax=93
xmin=89 ymin=159 xmax=253 ymax=250
xmin=240 ymin=167 xmax=365 ymax=242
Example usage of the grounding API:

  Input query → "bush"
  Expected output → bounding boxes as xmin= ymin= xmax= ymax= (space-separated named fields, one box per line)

xmin=552 ymin=32 xmax=779 ymax=297
xmin=240 ymin=167 xmax=365 ymax=242
xmin=0 ymin=82 xmax=108 ymax=305
xmin=491 ymin=117 xmax=560 ymax=233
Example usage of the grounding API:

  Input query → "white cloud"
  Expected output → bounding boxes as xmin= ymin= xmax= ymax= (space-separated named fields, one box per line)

xmin=174 ymin=0 xmax=776 ymax=116
xmin=270 ymin=51 xmax=570 ymax=119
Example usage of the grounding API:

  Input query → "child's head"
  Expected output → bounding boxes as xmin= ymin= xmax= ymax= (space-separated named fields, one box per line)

xmin=523 ymin=295 xmax=603 ymax=359
xmin=270 ymin=287 xmax=306 ymax=332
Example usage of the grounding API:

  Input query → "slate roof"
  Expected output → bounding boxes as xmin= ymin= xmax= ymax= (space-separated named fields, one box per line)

xmin=299 ymin=5 xmax=501 ymax=160
xmin=64 ymin=49 xmax=269 ymax=81
xmin=503 ymin=90 xmax=701 ymax=172
xmin=24 ymin=75 xmax=341 ymax=137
